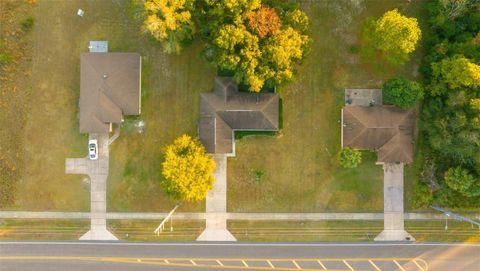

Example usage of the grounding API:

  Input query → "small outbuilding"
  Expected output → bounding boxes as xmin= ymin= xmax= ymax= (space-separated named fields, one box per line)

xmin=79 ymin=52 xmax=141 ymax=134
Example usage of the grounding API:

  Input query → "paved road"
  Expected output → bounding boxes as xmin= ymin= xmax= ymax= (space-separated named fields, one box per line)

xmin=1 ymin=242 xmax=479 ymax=271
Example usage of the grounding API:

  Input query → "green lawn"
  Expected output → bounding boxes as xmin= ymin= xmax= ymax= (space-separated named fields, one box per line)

xmin=108 ymin=220 xmax=204 ymax=241
xmin=0 ymin=219 xmax=89 ymax=240
xmin=3 ymin=0 xmax=427 ymax=213
xmin=228 ymin=220 xmax=480 ymax=242
xmin=1 ymin=219 xmax=477 ymax=242
xmin=227 ymin=0 xmax=424 ymax=212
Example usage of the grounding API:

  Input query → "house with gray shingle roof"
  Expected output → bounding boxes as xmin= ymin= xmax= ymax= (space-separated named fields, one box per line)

xmin=198 ymin=77 xmax=279 ymax=155
xmin=79 ymin=52 xmax=141 ymax=133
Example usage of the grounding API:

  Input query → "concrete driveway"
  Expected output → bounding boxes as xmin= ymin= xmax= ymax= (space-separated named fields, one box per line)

xmin=65 ymin=133 xmax=117 ymax=240
xmin=375 ymin=163 xmax=414 ymax=241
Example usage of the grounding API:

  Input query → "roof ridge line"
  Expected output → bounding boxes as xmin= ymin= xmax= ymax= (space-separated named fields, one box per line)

xmin=260 ymin=95 xmax=278 ymax=128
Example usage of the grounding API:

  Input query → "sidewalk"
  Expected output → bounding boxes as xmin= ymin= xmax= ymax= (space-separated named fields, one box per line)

xmin=1 ymin=211 xmax=475 ymax=220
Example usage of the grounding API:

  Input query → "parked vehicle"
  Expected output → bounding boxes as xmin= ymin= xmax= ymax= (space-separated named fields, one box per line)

xmin=88 ymin=139 xmax=98 ymax=160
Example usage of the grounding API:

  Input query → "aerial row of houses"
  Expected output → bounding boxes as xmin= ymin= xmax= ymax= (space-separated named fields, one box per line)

xmin=78 ymin=51 xmax=414 ymax=163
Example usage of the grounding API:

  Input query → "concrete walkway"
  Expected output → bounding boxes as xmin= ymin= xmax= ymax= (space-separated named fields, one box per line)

xmin=375 ymin=163 xmax=415 ymax=241
xmin=197 ymin=154 xmax=236 ymax=241
xmin=108 ymin=124 xmax=120 ymax=145
xmin=65 ymin=133 xmax=117 ymax=240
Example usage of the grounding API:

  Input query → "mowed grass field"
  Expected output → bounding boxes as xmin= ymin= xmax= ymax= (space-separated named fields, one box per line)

xmin=2 ymin=0 xmax=424 ymax=213
xmin=227 ymin=0 xmax=425 ymax=212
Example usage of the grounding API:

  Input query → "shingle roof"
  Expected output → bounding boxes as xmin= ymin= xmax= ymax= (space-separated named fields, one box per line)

xmin=342 ymin=106 xmax=415 ymax=163
xmin=79 ymin=53 xmax=141 ymax=133
xmin=199 ymin=77 xmax=279 ymax=154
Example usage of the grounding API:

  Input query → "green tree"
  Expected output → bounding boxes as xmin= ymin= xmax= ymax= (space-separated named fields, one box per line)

xmin=339 ymin=148 xmax=362 ymax=169
xmin=382 ymin=77 xmax=424 ymax=109
xmin=141 ymin=0 xmax=196 ymax=54
xmin=362 ymin=9 xmax=421 ymax=65
xmin=429 ymin=55 xmax=480 ymax=95
xmin=444 ymin=167 xmax=480 ymax=197
xmin=161 ymin=134 xmax=216 ymax=202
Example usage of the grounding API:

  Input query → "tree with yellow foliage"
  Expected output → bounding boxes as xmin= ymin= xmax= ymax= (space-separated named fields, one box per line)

xmin=136 ymin=0 xmax=311 ymax=91
xmin=197 ymin=0 xmax=261 ymax=36
xmin=161 ymin=134 xmax=216 ymax=202
xmin=263 ymin=27 xmax=309 ymax=86
xmin=142 ymin=0 xmax=195 ymax=54
xmin=203 ymin=2 xmax=310 ymax=92
xmin=429 ymin=55 xmax=480 ymax=95
xmin=362 ymin=9 xmax=421 ymax=65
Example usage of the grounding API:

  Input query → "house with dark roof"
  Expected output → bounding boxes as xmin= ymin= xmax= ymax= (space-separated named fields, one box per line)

xmin=341 ymin=89 xmax=415 ymax=164
xmin=198 ymin=77 xmax=279 ymax=155
xmin=79 ymin=52 xmax=141 ymax=133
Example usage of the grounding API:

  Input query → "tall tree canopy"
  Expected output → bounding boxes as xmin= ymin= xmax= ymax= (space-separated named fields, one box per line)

xmin=161 ymin=134 xmax=216 ymax=202
xmin=203 ymin=1 xmax=310 ymax=92
xmin=429 ymin=55 xmax=480 ymax=95
xmin=141 ymin=0 xmax=196 ymax=54
xmin=362 ymin=9 xmax=421 ymax=65
xmin=246 ymin=6 xmax=282 ymax=38
xmin=416 ymin=0 xmax=480 ymax=208
xmin=137 ymin=0 xmax=311 ymax=92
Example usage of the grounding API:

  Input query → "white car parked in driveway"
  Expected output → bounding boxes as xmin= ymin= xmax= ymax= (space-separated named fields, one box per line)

xmin=88 ymin=139 xmax=98 ymax=160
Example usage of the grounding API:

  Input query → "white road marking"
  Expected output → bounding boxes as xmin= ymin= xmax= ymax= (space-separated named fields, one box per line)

xmin=394 ymin=260 xmax=406 ymax=271
xmin=413 ymin=260 xmax=425 ymax=271
xmin=267 ymin=260 xmax=275 ymax=268
xmin=292 ymin=260 xmax=301 ymax=269
xmin=343 ymin=260 xmax=355 ymax=270
xmin=242 ymin=260 xmax=248 ymax=267
xmin=368 ymin=260 xmax=381 ymax=271
xmin=216 ymin=260 xmax=223 ymax=266
xmin=189 ymin=259 xmax=196 ymax=265
xmin=317 ymin=260 xmax=327 ymax=270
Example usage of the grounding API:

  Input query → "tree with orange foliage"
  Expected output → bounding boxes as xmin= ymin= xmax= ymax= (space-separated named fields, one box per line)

xmin=246 ymin=6 xmax=281 ymax=38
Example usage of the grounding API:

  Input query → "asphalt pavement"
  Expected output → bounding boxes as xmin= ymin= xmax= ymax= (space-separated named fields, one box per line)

xmin=1 ymin=241 xmax=479 ymax=271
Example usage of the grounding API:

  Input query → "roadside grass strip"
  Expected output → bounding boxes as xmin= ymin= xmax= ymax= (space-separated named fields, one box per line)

xmin=0 ymin=256 xmax=428 ymax=270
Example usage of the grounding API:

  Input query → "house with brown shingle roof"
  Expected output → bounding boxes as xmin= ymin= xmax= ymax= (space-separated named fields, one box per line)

xmin=341 ymin=89 xmax=415 ymax=164
xmin=198 ymin=77 xmax=279 ymax=155
xmin=79 ymin=53 xmax=141 ymax=133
